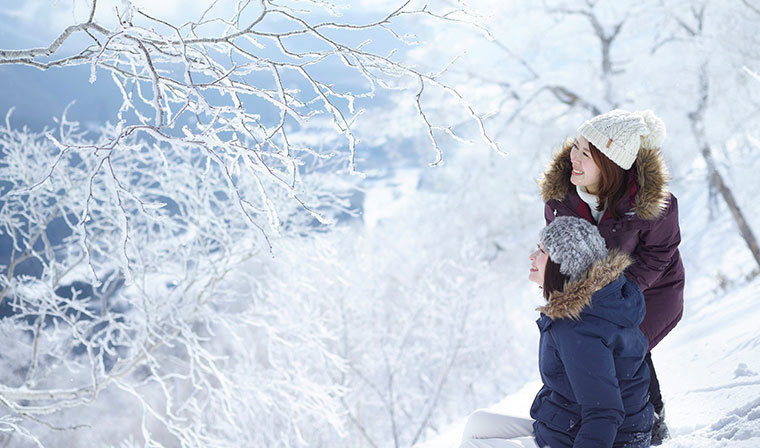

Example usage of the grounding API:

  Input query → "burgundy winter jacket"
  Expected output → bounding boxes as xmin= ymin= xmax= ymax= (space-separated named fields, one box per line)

xmin=539 ymin=139 xmax=685 ymax=351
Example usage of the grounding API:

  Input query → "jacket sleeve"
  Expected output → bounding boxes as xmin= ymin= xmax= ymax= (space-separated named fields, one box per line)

xmin=626 ymin=194 xmax=681 ymax=291
xmin=544 ymin=202 xmax=556 ymax=226
xmin=553 ymin=321 xmax=624 ymax=448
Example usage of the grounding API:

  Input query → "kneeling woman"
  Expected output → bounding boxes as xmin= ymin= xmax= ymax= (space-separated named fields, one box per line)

xmin=461 ymin=217 xmax=653 ymax=448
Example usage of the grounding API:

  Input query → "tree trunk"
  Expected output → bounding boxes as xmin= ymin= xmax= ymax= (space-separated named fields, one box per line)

xmin=701 ymin=146 xmax=760 ymax=269
xmin=690 ymin=65 xmax=760 ymax=271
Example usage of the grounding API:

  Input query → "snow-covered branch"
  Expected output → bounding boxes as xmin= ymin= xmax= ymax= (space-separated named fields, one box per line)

xmin=0 ymin=1 xmax=508 ymax=445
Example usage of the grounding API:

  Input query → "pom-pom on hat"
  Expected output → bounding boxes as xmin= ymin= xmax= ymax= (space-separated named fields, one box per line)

xmin=577 ymin=109 xmax=666 ymax=170
xmin=540 ymin=216 xmax=608 ymax=282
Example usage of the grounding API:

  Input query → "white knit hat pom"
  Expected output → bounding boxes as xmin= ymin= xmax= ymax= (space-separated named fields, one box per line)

xmin=638 ymin=110 xmax=666 ymax=149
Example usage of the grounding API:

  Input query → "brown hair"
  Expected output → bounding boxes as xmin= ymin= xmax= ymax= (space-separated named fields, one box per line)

xmin=543 ymin=258 xmax=569 ymax=301
xmin=587 ymin=141 xmax=634 ymax=219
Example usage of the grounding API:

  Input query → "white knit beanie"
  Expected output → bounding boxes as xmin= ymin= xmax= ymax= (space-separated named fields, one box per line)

xmin=577 ymin=109 xmax=666 ymax=170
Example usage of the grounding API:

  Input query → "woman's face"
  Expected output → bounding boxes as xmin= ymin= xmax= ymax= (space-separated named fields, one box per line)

xmin=569 ymin=136 xmax=602 ymax=194
xmin=529 ymin=242 xmax=549 ymax=286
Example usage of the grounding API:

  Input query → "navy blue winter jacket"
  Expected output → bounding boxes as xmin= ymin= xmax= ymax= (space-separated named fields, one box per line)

xmin=530 ymin=250 xmax=654 ymax=448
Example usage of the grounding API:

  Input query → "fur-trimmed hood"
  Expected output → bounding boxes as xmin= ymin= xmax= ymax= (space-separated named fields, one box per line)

xmin=537 ymin=249 xmax=644 ymax=327
xmin=538 ymin=138 xmax=671 ymax=220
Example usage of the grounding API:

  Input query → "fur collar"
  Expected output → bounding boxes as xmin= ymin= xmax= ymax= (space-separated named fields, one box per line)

xmin=537 ymin=249 xmax=633 ymax=320
xmin=538 ymin=138 xmax=671 ymax=220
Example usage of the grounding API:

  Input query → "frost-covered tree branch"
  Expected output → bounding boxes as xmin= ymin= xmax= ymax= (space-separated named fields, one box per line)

xmin=1 ymin=0 xmax=501 ymax=251
xmin=0 ymin=1 xmax=504 ymax=446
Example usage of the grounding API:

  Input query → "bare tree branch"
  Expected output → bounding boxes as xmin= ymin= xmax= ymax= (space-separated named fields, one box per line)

xmin=742 ymin=0 xmax=760 ymax=15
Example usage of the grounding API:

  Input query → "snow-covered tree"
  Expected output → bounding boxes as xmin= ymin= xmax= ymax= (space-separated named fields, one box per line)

xmin=405 ymin=0 xmax=760 ymax=273
xmin=3 ymin=0 xmax=759 ymax=446
xmin=0 ymin=1 xmax=501 ymax=446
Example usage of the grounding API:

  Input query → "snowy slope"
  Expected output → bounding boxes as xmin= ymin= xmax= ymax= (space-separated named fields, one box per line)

xmin=658 ymin=275 xmax=760 ymax=447
xmin=415 ymin=274 xmax=760 ymax=448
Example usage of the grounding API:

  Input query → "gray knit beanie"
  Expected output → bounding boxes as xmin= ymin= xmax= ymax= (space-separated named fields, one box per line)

xmin=577 ymin=109 xmax=666 ymax=169
xmin=540 ymin=216 xmax=608 ymax=282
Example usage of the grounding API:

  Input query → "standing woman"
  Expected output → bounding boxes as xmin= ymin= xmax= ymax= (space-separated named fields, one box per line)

xmin=459 ymin=216 xmax=653 ymax=448
xmin=538 ymin=110 xmax=684 ymax=444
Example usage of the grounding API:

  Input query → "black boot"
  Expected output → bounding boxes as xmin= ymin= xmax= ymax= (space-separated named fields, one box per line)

xmin=645 ymin=352 xmax=669 ymax=445
xmin=651 ymin=407 xmax=670 ymax=446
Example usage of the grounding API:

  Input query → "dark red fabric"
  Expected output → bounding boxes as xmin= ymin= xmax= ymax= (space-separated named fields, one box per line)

xmin=575 ymin=201 xmax=594 ymax=223
xmin=544 ymin=184 xmax=684 ymax=351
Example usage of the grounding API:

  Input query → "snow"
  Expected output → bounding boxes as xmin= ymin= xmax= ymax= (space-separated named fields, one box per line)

xmin=413 ymin=255 xmax=760 ymax=448
xmin=657 ymin=276 xmax=760 ymax=447
xmin=415 ymin=381 xmax=542 ymax=448
xmin=362 ymin=168 xmax=420 ymax=231
xmin=2 ymin=0 xmax=760 ymax=446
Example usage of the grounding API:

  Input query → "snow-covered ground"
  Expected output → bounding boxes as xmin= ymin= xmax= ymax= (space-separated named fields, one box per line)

xmin=415 ymin=274 xmax=760 ymax=448
xmin=659 ymin=276 xmax=760 ymax=447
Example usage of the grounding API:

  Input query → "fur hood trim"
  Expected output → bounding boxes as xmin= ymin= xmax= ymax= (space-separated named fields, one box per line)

xmin=537 ymin=249 xmax=633 ymax=320
xmin=538 ymin=138 xmax=671 ymax=220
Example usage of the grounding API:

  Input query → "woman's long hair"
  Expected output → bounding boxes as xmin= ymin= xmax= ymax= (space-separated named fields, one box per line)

xmin=543 ymin=258 xmax=569 ymax=301
xmin=587 ymin=141 xmax=634 ymax=219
